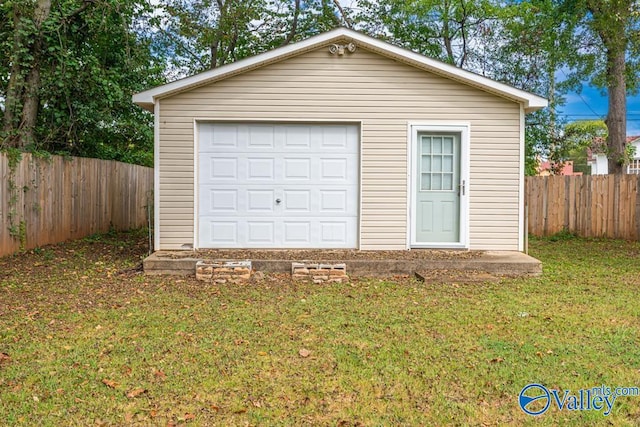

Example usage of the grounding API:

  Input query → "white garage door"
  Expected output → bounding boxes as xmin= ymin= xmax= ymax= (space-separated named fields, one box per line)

xmin=198 ymin=123 xmax=359 ymax=248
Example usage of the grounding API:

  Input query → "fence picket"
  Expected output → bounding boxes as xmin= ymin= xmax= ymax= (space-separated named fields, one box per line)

xmin=526 ymin=175 xmax=640 ymax=240
xmin=0 ymin=153 xmax=153 ymax=257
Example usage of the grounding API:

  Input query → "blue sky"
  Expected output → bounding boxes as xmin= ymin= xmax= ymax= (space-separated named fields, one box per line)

xmin=559 ymin=87 xmax=640 ymax=136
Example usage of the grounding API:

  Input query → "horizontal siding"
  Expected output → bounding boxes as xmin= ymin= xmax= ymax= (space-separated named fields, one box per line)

xmin=158 ymin=45 xmax=522 ymax=250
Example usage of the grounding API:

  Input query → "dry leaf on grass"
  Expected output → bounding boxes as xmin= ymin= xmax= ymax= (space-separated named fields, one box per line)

xmin=126 ymin=388 xmax=147 ymax=398
xmin=299 ymin=348 xmax=312 ymax=358
xmin=101 ymin=378 xmax=117 ymax=389
xmin=153 ymin=369 xmax=167 ymax=379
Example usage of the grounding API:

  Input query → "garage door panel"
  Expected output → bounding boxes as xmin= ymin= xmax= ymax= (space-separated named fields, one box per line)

xmin=284 ymin=126 xmax=311 ymax=148
xmin=200 ymin=157 xmax=238 ymax=181
xmin=247 ymin=158 xmax=275 ymax=180
xmin=283 ymin=190 xmax=311 ymax=212
xmin=321 ymin=221 xmax=348 ymax=244
xmin=247 ymin=221 xmax=275 ymax=244
xmin=247 ymin=190 xmax=275 ymax=212
xmin=199 ymin=123 xmax=358 ymax=248
xmin=284 ymin=158 xmax=311 ymax=180
xmin=320 ymin=190 xmax=348 ymax=213
xmin=199 ymin=220 xmax=238 ymax=245
xmin=206 ymin=189 xmax=238 ymax=213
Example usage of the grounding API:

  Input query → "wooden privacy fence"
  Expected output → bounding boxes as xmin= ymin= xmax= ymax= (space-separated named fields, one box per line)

xmin=526 ymin=175 xmax=640 ymax=240
xmin=0 ymin=153 xmax=153 ymax=257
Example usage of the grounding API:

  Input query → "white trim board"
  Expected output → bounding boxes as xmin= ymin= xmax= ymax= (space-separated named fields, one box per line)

xmin=153 ymin=101 xmax=160 ymax=251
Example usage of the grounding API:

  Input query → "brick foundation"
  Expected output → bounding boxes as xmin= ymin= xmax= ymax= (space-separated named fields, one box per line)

xmin=195 ymin=260 xmax=252 ymax=284
xmin=291 ymin=262 xmax=348 ymax=283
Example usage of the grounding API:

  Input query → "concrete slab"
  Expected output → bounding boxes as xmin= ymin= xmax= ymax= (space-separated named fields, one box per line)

xmin=144 ymin=250 xmax=542 ymax=278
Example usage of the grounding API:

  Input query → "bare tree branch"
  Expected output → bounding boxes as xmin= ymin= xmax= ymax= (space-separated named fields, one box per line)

xmin=280 ymin=0 xmax=300 ymax=46
xmin=332 ymin=0 xmax=352 ymax=28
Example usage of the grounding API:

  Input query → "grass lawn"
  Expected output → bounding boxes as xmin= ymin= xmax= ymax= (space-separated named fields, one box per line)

xmin=1 ymin=230 xmax=640 ymax=426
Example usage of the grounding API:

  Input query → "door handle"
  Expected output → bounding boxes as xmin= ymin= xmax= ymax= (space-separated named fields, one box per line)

xmin=275 ymin=198 xmax=281 ymax=204
xmin=458 ymin=180 xmax=466 ymax=196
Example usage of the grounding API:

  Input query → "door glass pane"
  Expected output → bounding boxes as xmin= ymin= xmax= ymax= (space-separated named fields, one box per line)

xmin=432 ymin=156 xmax=442 ymax=173
xmin=421 ymin=137 xmax=431 ymax=154
xmin=432 ymin=174 xmax=442 ymax=190
xmin=442 ymin=173 xmax=453 ymax=190
xmin=443 ymin=155 xmax=453 ymax=173
xmin=443 ymin=137 xmax=454 ymax=154
xmin=432 ymin=137 xmax=442 ymax=154
xmin=421 ymin=156 xmax=431 ymax=173
xmin=421 ymin=174 xmax=431 ymax=190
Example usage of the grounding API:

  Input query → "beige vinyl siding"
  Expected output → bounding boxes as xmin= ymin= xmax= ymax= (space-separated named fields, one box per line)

xmin=158 ymin=45 xmax=521 ymax=250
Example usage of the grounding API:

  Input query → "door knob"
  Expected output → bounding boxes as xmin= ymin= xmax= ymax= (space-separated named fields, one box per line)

xmin=275 ymin=198 xmax=281 ymax=204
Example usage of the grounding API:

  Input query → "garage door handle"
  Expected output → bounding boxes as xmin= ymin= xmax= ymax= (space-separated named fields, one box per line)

xmin=275 ymin=198 xmax=281 ymax=204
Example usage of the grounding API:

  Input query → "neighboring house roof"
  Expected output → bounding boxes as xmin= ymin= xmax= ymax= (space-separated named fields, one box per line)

xmin=133 ymin=27 xmax=548 ymax=113
xmin=538 ymin=160 xmax=583 ymax=176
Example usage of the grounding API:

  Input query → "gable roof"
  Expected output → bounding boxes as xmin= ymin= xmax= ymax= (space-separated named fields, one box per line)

xmin=133 ymin=27 xmax=548 ymax=113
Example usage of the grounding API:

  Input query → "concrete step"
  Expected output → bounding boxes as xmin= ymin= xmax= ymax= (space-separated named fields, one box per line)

xmin=143 ymin=250 xmax=541 ymax=278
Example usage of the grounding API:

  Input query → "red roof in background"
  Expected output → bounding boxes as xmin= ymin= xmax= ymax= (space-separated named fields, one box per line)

xmin=627 ymin=136 xmax=640 ymax=143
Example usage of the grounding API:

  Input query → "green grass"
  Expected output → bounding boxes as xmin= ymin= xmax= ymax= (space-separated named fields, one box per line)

xmin=1 ymin=231 xmax=640 ymax=425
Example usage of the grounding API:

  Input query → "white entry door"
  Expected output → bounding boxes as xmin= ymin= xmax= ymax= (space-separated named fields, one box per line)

xmin=411 ymin=125 xmax=469 ymax=248
xmin=198 ymin=123 xmax=359 ymax=248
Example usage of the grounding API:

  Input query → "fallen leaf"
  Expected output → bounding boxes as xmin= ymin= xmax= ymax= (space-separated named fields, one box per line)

xmin=210 ymin=405 xmax=220 ymax=412
xmin=124 ymin=413 xmax=133 ymax=423
xmin=257 ymin=351 xmax=267 ymax=356
xmin=299 ymin=348 xmax=312 ymax=358
xmin=153 ymin=369 xmax=167 ymax=379
xmin=102 ymin=378 xmax=117 ymax=389
xmin=183 ymin=413 xmax=195 ymax=421
xmin=0 ymin=352 xmax=10 ymax=364
xmin=126 ymin=388 xmax=147 ymax=398
xmin=489 ymin=357 xmax=504 ymax=363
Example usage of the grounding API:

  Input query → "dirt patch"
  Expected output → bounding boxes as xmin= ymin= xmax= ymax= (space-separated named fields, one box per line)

xmin=415 ymin=269 xmax=502 ymax=284
xmin=188 ymin=248 xmax=483 ymax=261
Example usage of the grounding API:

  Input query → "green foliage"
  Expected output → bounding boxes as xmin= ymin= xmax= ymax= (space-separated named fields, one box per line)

xmin=358 ymin=0 xmax=497 ymax=68
xmin=3 ymin=147 xmax=23 ymax=170
xmin=151 ymin=0 xmax=352 ymax=76
xmin=546 ymin=228 xmax=579 ymax=242
xmin=0 ymin=0 xmax=164 ymax=167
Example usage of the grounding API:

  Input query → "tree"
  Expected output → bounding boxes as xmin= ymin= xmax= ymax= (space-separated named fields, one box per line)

xmin=562 ymin=120 xmax=608 ymax=174
xmin=0 ymin=0 xmax=163 ymax=166
xmin=488 ymin=1 xmax=579 ymax=175
xmin=358 ymin=0 xmax=497 ymax=68
xmin=152 ymin=0 xmax=354 ymax=77
xmin=559 ymin=0 xmax=640 ymax=174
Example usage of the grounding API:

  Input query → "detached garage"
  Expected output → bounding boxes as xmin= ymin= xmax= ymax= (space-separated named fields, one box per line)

xmin=133 ymin=28 xmax=547 ymax=252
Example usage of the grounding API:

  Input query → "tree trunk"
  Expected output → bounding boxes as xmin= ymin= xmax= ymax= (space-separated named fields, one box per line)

xmin=2 ymin=5 xmax=24 ymax=141
xmin=17 ymin=0 xmax=52 ymax=147
xmin=605 ymin=48 xmax=627 ymax=175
